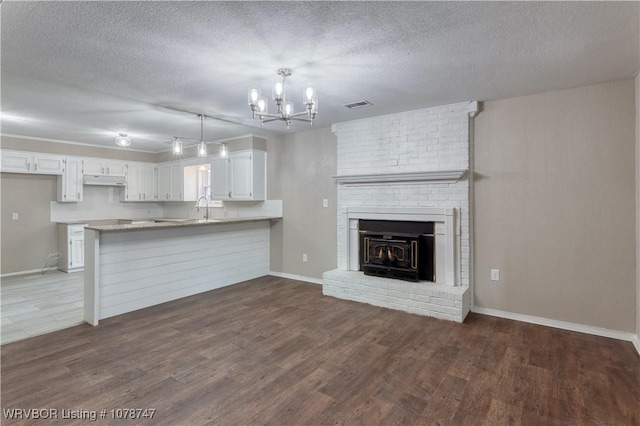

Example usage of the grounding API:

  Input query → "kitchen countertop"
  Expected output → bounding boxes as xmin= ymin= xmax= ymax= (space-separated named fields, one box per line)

xmin=84 ymin=216 xmax=281 ymax=232
xmin=56 ymin=218 xmax=184 ymax=225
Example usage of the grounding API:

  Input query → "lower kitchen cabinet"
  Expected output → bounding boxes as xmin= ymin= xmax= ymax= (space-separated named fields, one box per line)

xmin=57 ymin=223 xmax=87 ymax=272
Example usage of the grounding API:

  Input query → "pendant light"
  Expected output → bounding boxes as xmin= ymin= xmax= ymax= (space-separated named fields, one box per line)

xmin=197 ymin=114 xmax=207 ymax=157
xmin=172 ymin=138 xmax=183 ymax=155
xmin=219 ymin=143 xmax=228 ymax=158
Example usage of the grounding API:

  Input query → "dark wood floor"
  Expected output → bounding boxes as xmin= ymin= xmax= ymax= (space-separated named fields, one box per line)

xmin=2 ymin=276 xmax=639 ymax=425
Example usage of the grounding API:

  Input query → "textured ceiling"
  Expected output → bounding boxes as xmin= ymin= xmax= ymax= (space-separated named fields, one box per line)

xmin=1 ymin=1 xmax=638 ymax=152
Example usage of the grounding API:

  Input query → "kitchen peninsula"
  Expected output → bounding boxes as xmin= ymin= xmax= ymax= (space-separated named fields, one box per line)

xmin=84 ymin=217 xmax=279 ymax=325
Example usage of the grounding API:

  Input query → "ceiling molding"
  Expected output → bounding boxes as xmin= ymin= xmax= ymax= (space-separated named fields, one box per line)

xmin=0 ymin=133 xmax=157 ymax=153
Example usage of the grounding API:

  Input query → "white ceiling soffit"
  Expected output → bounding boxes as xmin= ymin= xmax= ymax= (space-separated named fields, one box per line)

xmin=1 ymin=1 xmax=638 ymax=152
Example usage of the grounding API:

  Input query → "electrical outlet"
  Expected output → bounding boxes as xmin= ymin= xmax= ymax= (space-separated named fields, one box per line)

xmin=322 ymin=199 xmax=328 ymax=208
xmin=490 ymin=269 xmax=500 ymax=282
xmin=12 ymin=213 xmax=18 ymax=220
xmin=302 ymin=253 xmax=308 ymax=263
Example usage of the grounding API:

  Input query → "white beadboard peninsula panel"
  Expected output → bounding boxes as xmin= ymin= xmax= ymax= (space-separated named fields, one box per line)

xmin=93 ymin=221 xmax=270 ymax=321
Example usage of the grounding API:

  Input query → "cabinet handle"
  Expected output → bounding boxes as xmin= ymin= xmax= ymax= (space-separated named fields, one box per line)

xmin=27 ymin=163 xmax=30 ymax=171
xmin=229 ymin=192 xmax=232 ymax=198
xmin=34 ymin=163 xmax=38 ymax=171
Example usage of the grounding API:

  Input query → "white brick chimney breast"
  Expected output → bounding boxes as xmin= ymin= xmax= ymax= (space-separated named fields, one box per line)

xmin=323 ymin=102 xmax=475 ymax=322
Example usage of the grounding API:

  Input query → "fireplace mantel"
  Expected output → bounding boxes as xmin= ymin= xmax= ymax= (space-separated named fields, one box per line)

xmin=333 ymin=169 xmax=468 ymax=185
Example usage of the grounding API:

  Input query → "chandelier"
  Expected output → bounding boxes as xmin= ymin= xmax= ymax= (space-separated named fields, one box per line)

xmin=248 ymin=68 xmax=317 ymax=129
xmin=171 ymin=114 xmax=228 ymax=158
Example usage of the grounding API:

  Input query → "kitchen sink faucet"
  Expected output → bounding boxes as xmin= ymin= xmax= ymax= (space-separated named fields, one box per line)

xmin=196 ymin=196 xmax=210 ymax=220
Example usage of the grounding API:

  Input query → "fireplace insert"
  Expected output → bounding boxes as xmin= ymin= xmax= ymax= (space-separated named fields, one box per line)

xmin=358 ymin=220 xmax=435 ymax=282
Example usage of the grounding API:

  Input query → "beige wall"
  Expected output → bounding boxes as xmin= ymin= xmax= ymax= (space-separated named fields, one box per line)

xmin=636 ymin=73 xmax=640 ymax=339
xmin=1 ymin=135 xmax=157 ymax=162
xmin=1 ymin=173 xmax=58 ymax=274
xmin=0 ymin=135 xmax=155 ymax=274
xmin=474 ymin=79 xmax=637 ymax=332
xmin=267 ymin=127 xmax=337 ymax=279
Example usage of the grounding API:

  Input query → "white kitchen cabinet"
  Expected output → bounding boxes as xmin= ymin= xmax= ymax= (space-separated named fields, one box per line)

xmin=57 ymin=223 xmax=87 ymax=272
xmin=1 ymin=150 xmax=64 ymax=175
xmin=122 ymin=163 xmax=157 ymax=202
xmin=34 ymin=154 xmax=65 ymax=174
xmin=123 ymin=163 xmax=140 ymax=201
xmin=57 ymin=158 xmax=83 ymax=202
xmin=141 ymin=164 xmax=158 ymax=201
xmin=157 ymin=164 xmax=184 ymax=201
xmin=211 ymin=150 xmax=266 ymax=201
xmin=83 ymin=158 xmax=126 ymax=176
xmin=1 ymin=150 xmax=31 ymax=172
xmin=211 ymin=157 xmax=230 ymax=200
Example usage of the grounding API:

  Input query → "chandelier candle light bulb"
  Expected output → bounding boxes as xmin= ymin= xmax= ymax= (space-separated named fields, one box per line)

xmin=305 ymin=87 xmax=314 ymax=103
xmin=274 ymin=82 xmax=284 ymax=99
xmin=249 ymin=88 xmax=260 ymax=105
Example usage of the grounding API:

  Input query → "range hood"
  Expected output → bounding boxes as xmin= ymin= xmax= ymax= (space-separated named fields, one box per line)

xmin=83 ymin=175 xmax=126 ymax=186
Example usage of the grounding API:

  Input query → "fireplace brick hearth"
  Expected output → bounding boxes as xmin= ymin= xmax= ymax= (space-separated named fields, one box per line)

xmin=323 ymin=102 xmax=475 ymax=322
xmin=323 ymin=269 xmax=471 ymax=322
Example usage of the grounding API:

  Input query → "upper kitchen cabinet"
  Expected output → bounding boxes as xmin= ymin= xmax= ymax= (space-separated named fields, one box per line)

xmin=57 ymin=158 xmax=83 ymax=202
xmin=158 ymin=160 xmax=212 ymax=202
xmin=211 ymin=150 xmax=266 ymax=201
xmin=157 ymin=163 xmax=190 ymax=202
xmin=83 ymin=158 xmax=126 ymax=176
xmin=1 ymin=150 xmax=64 ymax=175
xmin=121 ymin=162 xmax=157 ymax=202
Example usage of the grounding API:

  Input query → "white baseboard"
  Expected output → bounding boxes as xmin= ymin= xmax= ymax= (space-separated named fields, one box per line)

xmin=269 ymin=271 xmax=323 ymax=285
xmin=633 ymin=336 xmax=640 ymax=357
xmin=1 ymin=268 xmax=44 ymax=278
xmin=472 ymin=306 xmax=638 ymax=345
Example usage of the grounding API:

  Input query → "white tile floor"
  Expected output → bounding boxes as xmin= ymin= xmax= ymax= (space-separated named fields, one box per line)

xmin=1 ymin=270 xmax=83 ymax=344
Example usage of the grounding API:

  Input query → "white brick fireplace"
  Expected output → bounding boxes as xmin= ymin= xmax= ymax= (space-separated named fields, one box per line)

xmin=323 ymin=102 xmax=475 ymax=322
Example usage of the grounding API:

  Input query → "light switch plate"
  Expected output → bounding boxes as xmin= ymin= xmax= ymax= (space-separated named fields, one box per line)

xmin=491 ymin=269 xmax=500 ymax=282
xmin=302 ymin=253 xmax=308 ymax=263
xmin=322 ymin=199 xmax=328 ymax=208
xmin=12 ymin=213 xmax=18 ymax=220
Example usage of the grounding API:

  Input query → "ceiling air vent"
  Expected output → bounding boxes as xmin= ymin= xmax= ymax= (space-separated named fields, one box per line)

xmin=344 ymin=100 xmax=373 ymax=109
